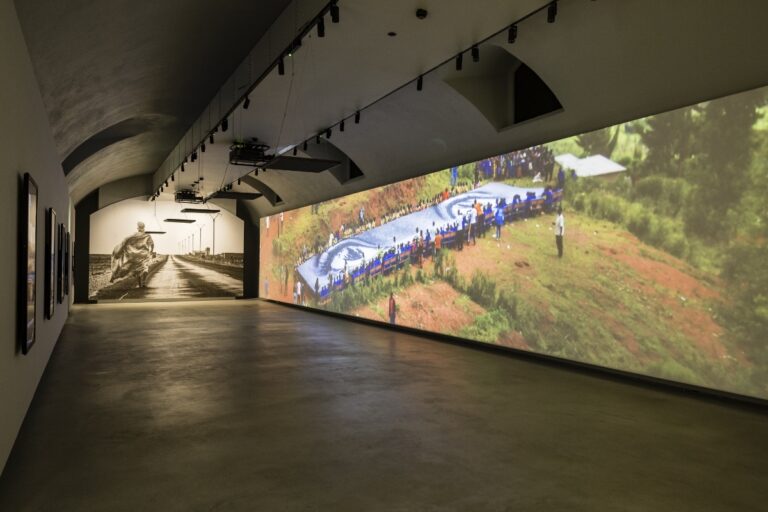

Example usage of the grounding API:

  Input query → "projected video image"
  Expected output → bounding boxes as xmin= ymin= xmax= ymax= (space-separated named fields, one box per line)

xmin=90 ymin=200 xmax=244 ymax=300
xmin=260 ymin=85 xmax=768 ymax=399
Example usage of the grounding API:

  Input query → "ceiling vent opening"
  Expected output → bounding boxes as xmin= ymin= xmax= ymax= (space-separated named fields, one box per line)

xmin=443 ymin=45 xmax=562 ymax=131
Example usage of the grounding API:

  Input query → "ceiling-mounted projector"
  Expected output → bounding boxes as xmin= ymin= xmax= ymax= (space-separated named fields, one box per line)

xmin=229 ymin=139 xmax=274 ymax=167
xmin=175 ymin=189 xmax=204 ymax=204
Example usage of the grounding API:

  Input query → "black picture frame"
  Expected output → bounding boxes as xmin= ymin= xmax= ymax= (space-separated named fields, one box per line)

xmin=64 ymin=231 xmax=70 ymax=294
xmin=18 ymin=173 xmax=38 ymax=354
xmin=57 ymin=223 xmax=65 ymax=304
xmin=45 ymin=208 xmax=56 ymax=319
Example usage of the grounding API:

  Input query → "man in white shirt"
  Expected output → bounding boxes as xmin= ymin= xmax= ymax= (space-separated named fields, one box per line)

xmin=295 ymin=279 xmax=302 ymax=305
xmin=554 ymin=207 xmax=565 ymax=258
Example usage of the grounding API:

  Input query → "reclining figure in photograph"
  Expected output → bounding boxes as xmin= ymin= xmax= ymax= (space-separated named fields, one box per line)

xmin=110 ymin=221 xmax=155 ymax=288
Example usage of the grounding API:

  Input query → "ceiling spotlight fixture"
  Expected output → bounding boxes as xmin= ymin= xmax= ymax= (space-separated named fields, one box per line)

xmin=209 ymin=134 xmax=214 ymax=144
xmin=317 ymin=16 xmax=325 ymax=37
xmin=340 ymin=119 xmax=345 ymax=132
xmin=191 ymin=151 xmax=197 ymax=162
xmin=415 ymin=8 xmax=428 ymax=19
xmin=181 ymin=163 xmax=185 ymax=172
xmin=315 ymin=134 xmax=321 ymax=144
xmin=237 ymin=179 xmax=241 ymax=185
xmin=508 ymin=24 xmax=518 ymax=44
xmin=171 ymin=174 xmax=174 ymax=182
xmin=221 ymin=117 xmax=229 ymax=132
xmin=278 ymin=56 xmax=285 ymax=75
xmin=293 ymin=146 xmax=297 ymax=155
xmin=326 ymin=128 xmax=332 ymax=139
xmin=471 ymin=45 xmax=479 ymax=63
xmin=164 ymin=180 xmax=168 ymax=187
xmin=243 ymin=96 xmax=250 ymax=110
xmin=151 ymin=196 xmax=155 ymax=201
xmin=303 ymin=140 xmax=308 ymax=151
xmin=387 ymin=31 xmax=397 ymax=37
xmin=456 ymin=52 xmax=463 ymax=71
xmin=547 ymin=1 xmax=558 ymax=23
xmin=354 ymin=110 xmax=360 ymax=124
xmin=201 ymin=142 xmax=206 ymax=153
xmin=417 ymin=75 xmax=423 ymax=91
xmin=330 ymin=0 xmax=339 ymax=23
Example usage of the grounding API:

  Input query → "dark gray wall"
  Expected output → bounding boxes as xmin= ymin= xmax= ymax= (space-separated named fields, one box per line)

xmin=0 ymin=0 xmax=71 ymax=474
xmin=74 ymin=191 xmax=98 ymax=304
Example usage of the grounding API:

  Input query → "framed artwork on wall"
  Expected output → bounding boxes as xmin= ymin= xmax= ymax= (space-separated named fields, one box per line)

xmin=57 ymin=223 xmax=65 ymax=304
xmin=18 ymin=173 xmax=38 ymax=354
xmin=64 ymin=231 xmax=70 ymax=293
xmin=45 ymin=208 xmax=56 ymax=319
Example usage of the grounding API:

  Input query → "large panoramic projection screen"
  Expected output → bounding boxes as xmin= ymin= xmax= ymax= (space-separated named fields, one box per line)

xmin=90 ymin=199 xmax=244 ymax=300
xmin=259 ymin=85 xmax=768 ymax=400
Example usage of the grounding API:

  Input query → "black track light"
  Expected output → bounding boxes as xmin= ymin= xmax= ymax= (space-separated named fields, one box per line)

xmin=209 ymin=134 xmax=214 ymax=144
xmin=151 ymin=196 xmax=155 ymax=201
xmin=417 ymin=75 xmax=423 ymax=91
xmin=330 ymin=1 xmax=339 ymax=23
xmin=340 ymin=119 xmax=345 ymax=132
xmin=221 ymin=117 xmax=229 ymax=132
xmin=171 ymin=174 xmax=174 ymax=182
xmin=238 ymin=179 xmax=241 ymax=185
xmin=293 ymin=146 xmax=297 ymax=155
xmin=192 ymin=151 xmax=197 ymax=162
xmin=456 ymin=52 xmax=463 ymax=71
xmin=317 ymin=16 xmax=325 ymax=37
xmin=471 ymin=45 xmax=479 ymax=63
xmin=164 ymin=180 xmax=168 ymax=187
xmin=160 ymin=186 xmax=164 ymax=192
xmin=201 ymin=143 xmax=206 ymax=153
xmin=547 ymin=1 xmax=557 ymax=23
xmin=354 ymin=110 xmax=360 ymax=124
xmin=508 ymin=24 xmax=518 ymax=44
xmin=326 ymin=128 xmax=332 ymax=139
xmin=278 ymin=57 xmax=285 ymax=75
xmin=181 ymin=163 xmax=185 ymax=172
xmin=243 ymin=96 xmax=250 ymax=110
xmin=303 ymin=140 xmax=308 ymax=151
xmin=315 ymin=134 xmax=321 ymax=144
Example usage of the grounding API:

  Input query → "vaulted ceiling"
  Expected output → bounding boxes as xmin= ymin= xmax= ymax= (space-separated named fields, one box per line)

xmin=15 ymin=0 xmax=292 ymax=200
xmin=15 ymin=0 xmax=768 ymax=214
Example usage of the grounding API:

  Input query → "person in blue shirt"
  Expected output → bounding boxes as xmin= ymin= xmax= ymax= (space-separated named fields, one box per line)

xmin=557 ymin=166 xmax=566 ymax=189
xmin=450 ymin=166 xmax=459 ymax=188
xmin=495 ymin=207 xmax=505 ymax=239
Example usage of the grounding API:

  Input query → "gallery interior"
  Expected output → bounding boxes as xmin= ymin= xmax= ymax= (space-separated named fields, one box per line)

xmin=1 ymin=0 xmax=768 ymax=509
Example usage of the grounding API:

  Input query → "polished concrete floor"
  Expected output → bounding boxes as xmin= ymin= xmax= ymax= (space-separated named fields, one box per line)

xmin=1 ymin=300 xmax=767 ymax=511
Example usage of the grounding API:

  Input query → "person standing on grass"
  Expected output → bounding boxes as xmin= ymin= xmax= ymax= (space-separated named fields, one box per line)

xmin=389 ymin=292 xmax=396 ymax=325
xmin=494 ymin=205 xmax=505 ymax=240
xmin=554 ymin=206 xmax=565 ymax=258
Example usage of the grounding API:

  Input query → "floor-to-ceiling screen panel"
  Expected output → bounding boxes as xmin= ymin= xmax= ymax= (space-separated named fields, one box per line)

xmin=90 ymin=199 xmax=244 ymax=300
xmin=260 ymin=85 xmax=768 ymax=400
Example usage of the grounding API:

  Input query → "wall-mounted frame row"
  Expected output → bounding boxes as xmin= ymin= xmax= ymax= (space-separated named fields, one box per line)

xmin=18 ymin=173 xmax=71 ymax=355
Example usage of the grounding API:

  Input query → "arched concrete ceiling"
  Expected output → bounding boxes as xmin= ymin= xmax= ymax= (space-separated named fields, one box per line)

xmin=14 ymin=0 xmax=293 ymax=202
xmin=158 ymin=0 xmax=768 ymax=220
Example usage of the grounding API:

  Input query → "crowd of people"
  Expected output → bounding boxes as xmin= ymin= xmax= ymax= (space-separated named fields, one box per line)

xmin=294 ymin=187 xmax=563 ymax=304
xmin=278 ymin=145 xmax=570 ymax=305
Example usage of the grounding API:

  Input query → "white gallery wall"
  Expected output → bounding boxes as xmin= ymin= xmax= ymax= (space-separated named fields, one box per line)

xmin=0 ymin=0 xmax=71 ymax=474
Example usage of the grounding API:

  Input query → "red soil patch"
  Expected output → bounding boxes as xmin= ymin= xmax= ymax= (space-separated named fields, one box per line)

xmin=597 ymin=238 xmax=731 ymax=361
xmin=354 ymin=281 xmax=485 ymax=334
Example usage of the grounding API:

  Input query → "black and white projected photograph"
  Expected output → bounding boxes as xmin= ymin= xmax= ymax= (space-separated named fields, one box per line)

xmin=89 ymin=199 xmax=244 ymax=300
